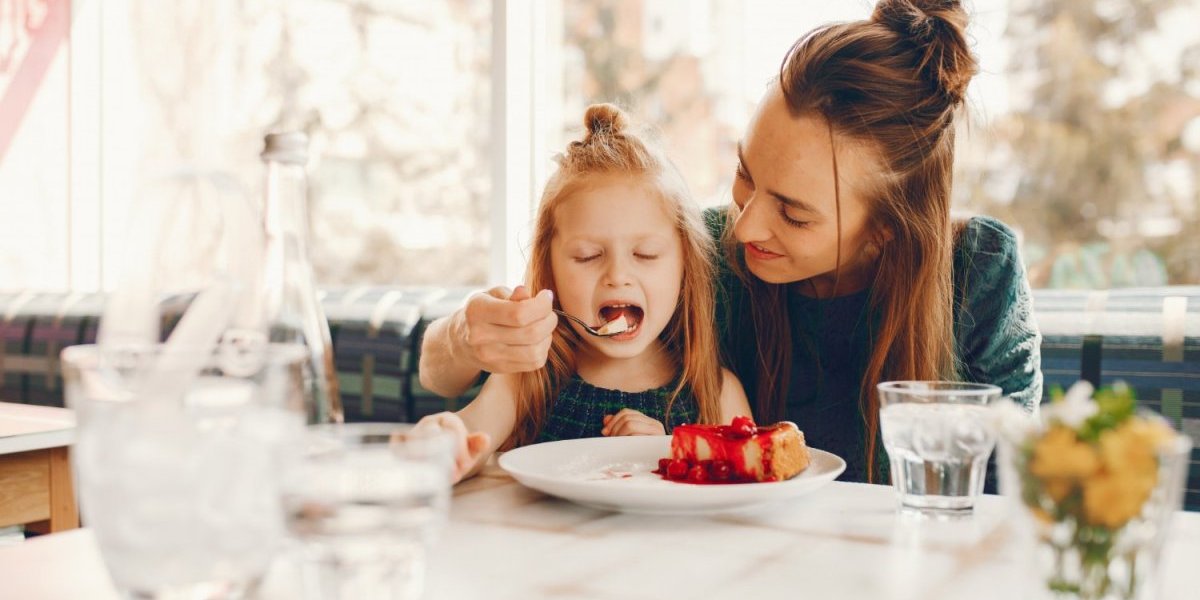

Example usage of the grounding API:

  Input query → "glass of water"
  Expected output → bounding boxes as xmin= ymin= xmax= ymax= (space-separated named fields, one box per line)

xmin=280 ymin=423 xmax=454 ymax=600
xmin=62 ymin=343 xmax=308 ymax=598
xmin=878 ymin=381 xmax=1002 ymax=513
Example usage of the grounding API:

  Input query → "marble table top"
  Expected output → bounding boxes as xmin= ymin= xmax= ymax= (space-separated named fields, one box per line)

xmin=2 ymin=462 xmax=1197 ymax=599
xmin=420 ymin=464 xmax=1200 ymax=599
xmin=0 ymin=402 xmax=74 ymax=455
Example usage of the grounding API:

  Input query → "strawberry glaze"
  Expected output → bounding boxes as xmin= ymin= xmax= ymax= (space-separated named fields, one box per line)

xmin=654 ymin=417 xmax=785 ymax=484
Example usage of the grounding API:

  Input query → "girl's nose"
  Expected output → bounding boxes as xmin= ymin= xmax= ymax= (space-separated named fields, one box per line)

xmin=602 ymin=256 xmax=634 ymax=288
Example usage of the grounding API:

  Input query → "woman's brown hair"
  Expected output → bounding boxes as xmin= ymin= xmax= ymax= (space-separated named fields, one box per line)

xmin=508 ymin=103 xmax=724 ymax=448
xmin=722 ymin=0 xmax=978 ymax=480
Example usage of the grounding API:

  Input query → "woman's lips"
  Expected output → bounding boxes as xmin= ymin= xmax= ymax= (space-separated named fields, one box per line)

xmin=744 ymin=242 xmax=784 ymax=261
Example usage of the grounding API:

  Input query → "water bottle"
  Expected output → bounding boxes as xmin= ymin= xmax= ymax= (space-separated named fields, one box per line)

xmin=260 ymin=132 xmax=344 ymax=424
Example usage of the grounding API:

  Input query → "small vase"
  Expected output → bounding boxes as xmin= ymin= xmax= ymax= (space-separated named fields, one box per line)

xmin=997 ymin=432 xmax=1191 ymax=599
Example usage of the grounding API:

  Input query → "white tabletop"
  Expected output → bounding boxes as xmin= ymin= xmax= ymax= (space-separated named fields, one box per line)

xmin=3 ymin=464 xmax=1197 ymax=599
xmin=420 ymin=468 xmax=1200 ymax=600
xmin=0 ymin=402 xmax=74 ymax=455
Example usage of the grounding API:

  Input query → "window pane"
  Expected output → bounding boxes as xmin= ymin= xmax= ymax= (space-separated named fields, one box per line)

xmin=955 ymin=0 xmax=1200 ymax=288
xmin=557 ymin=0 xmax=1200 ymax=288
xmin=104 ymin=0 xmax=491 ymax=287
xmin=0 ymin=1 xmax=70 ymax=290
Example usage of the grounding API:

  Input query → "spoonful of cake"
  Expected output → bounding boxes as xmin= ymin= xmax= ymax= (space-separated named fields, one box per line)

xmin=553 ymin=309 xmax=630 ymax=338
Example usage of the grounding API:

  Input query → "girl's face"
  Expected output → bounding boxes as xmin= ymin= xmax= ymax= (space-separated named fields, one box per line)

xmin=731 ymin=85 xmax=881 ymax=294
xmin=550 ymin=174 xmax=684 ymax=359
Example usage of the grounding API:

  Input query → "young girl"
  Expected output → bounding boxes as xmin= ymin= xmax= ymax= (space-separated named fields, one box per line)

xmin=417 ymin=104 xmax=750 ymax=482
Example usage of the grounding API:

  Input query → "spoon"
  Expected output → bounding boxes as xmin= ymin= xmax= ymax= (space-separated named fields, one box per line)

xmin=553 ymin=309 xmax=629 ymax=337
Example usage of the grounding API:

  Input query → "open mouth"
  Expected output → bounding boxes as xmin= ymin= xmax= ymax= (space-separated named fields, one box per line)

xmin=597 ymin=302 xmax=644 ymax=337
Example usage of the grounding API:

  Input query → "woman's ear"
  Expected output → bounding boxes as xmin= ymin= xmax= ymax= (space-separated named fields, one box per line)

xmin=858 ymin=223 xmax=891 ymax=255
xmin=875 ymin=224 xmax=895 ymax=244
xmin=859 ymin=225 xmax=891 ymax=263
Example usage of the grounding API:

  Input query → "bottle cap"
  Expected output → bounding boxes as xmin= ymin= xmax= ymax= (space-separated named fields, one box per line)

xmin=261 ymin=131 xmax=309 ymax=165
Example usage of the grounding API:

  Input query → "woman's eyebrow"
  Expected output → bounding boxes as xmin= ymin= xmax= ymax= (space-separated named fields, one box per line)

xmin=769 ymin=190 xmax=820 ymax=214
xmin=737 ymin=142 xmax=821 ymax=215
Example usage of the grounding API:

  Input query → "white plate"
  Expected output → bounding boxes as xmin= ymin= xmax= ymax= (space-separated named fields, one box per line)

xmin=498 ymin=435 xmax=846 ymax=515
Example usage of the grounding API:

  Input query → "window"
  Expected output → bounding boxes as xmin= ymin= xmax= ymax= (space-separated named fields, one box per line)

xmin=3 ymin=0 xmax=1198 ymax=292
xmin=0 ymin=0 xmax=70 ymax=290
xmin=552 ymin=0 xmax=1200 ymax=288
xmin=1 ymin=0 xmax=492 ymax=291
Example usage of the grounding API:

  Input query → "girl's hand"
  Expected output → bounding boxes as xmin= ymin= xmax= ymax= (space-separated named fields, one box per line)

xmin=414 ymin=411 xmax=491 ymax=483
xmin=601 ymin=409 xmax=666 ymax=436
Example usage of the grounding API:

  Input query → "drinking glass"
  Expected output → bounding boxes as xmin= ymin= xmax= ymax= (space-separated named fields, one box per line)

xmin=280 ymin=423 xmax=454 ymax=600
xmin=64 ymin=167 xmax=299 ymax=597
xmin=62 ymin=343 xmax=308 ymax=598
xmin=878 ymin=381 xmax=1002 ymax=512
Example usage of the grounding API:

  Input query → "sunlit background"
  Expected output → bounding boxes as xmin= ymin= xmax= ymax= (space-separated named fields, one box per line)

xmin=2 ymin=0 xmax=1198 ymax=291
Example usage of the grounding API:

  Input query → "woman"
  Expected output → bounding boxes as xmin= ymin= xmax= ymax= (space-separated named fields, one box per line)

xmin=418 ymin=0 xmax=1042 ymax=483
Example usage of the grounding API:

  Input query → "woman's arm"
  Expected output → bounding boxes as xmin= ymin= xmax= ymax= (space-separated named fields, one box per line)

xmin=418 ymin=285 xmax=558 ymax=398
xmin=418 ymin=312 xmax=485 ymax=398
xmin=717 ymin=367 xmax=753 ymax=423
xmin=954 ymin=217 xmax=1044 ymax=412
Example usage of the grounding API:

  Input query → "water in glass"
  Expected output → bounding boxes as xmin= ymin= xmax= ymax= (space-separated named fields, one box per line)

xmin=64 ymin=344 xmax=308 ymax=597
xmin=878 ymin=381 xmax=1001 ymax=512
xmin=280 ymin=424 xmax=453 ymax=600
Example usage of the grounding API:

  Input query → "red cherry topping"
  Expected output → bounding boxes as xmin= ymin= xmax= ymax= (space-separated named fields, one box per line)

xmin=687 ymin=464 xmax=708 ymax=483
xmin=656 ymin=458 xmax=672 ymax=473
xmin=666 ymin=458 xmax=690 ymax=480
xmin=729 ymin=417 xmax=755 ymax=438
xmin=731 ymin=415 xmax=755 ymax=428
xmin=710 ymin=461 xmax=732 ymax=481
xmin=724 ymin=415 xmax=753 ymax=434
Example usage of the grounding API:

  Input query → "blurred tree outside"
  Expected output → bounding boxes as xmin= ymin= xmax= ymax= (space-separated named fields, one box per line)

xmin=962 ymin=0 xmax=1200 ymax=288
xmin=564 ymin=0 xmax=1200 ymax=289
xmin=560 ymin=0 xmax=743 ymax=207
xmin=118 ymin=0 xmax=1199 ymax=290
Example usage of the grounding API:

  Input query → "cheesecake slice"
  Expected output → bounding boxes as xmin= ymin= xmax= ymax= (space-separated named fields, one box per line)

xmin=656 ymin=416 xmax=811 ymax=483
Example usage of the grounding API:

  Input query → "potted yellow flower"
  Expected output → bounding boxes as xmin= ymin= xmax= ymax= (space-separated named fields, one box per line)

xmin=996 ymin=381 xmax=1192 ymax=599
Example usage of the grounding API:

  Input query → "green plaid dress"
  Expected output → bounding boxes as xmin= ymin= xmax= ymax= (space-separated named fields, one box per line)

xmin=533 ymin=375 xmax=699 ymax=443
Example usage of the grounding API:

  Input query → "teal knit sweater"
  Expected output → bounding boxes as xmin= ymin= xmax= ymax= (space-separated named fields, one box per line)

xmin=706 ymin=208 xmax=1043 ymax=482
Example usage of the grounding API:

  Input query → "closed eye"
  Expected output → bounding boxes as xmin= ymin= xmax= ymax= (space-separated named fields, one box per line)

xmin=634 ymin=253 xmax=659 ymax=260
xmin=778 ymin=204 xmax=810 ymax=228
xmin=734 ymin=161 xmax=751 ymax=183
xmin=573 ymin=254 xmax=600 ymax=263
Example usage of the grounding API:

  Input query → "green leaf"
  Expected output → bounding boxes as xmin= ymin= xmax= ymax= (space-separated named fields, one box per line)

xmin=1077 ymin=381 xmax=1137 ymax=441
xmin=1049 ymin=384 xmax=1066 ymax=403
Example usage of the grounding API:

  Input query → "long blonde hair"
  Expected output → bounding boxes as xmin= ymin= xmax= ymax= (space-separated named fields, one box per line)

xmin=508 ymin=103 xmax=723 ymax=448
xmin=722 ymin=0 xmax=977 ymax=481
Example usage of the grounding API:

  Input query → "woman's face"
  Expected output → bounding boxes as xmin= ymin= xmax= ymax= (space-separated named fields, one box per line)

xmin=731 ymin=85 xmax=882 ymax=293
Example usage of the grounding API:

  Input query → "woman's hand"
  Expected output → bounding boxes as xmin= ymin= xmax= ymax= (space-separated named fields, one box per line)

xmin=414 ymin=411 xmax=491 ymax=483
xmin=601 ymin=409 xmax=666 ymax=436
xmin=455 ymin=285 xmax=558 ymax=374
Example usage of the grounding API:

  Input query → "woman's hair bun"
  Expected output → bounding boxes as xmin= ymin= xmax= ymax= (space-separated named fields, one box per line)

xmin=584 ymin=103 xmax=629 ymax=137
xmin=871 ymin=0 xmax=976 ymax=104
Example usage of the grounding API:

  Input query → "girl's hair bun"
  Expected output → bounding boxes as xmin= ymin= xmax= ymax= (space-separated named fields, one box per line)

xmin=584 ymin=103 xmax=629 ymax=138
xmin=872 ymin=0 xmax=976 ymax=104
